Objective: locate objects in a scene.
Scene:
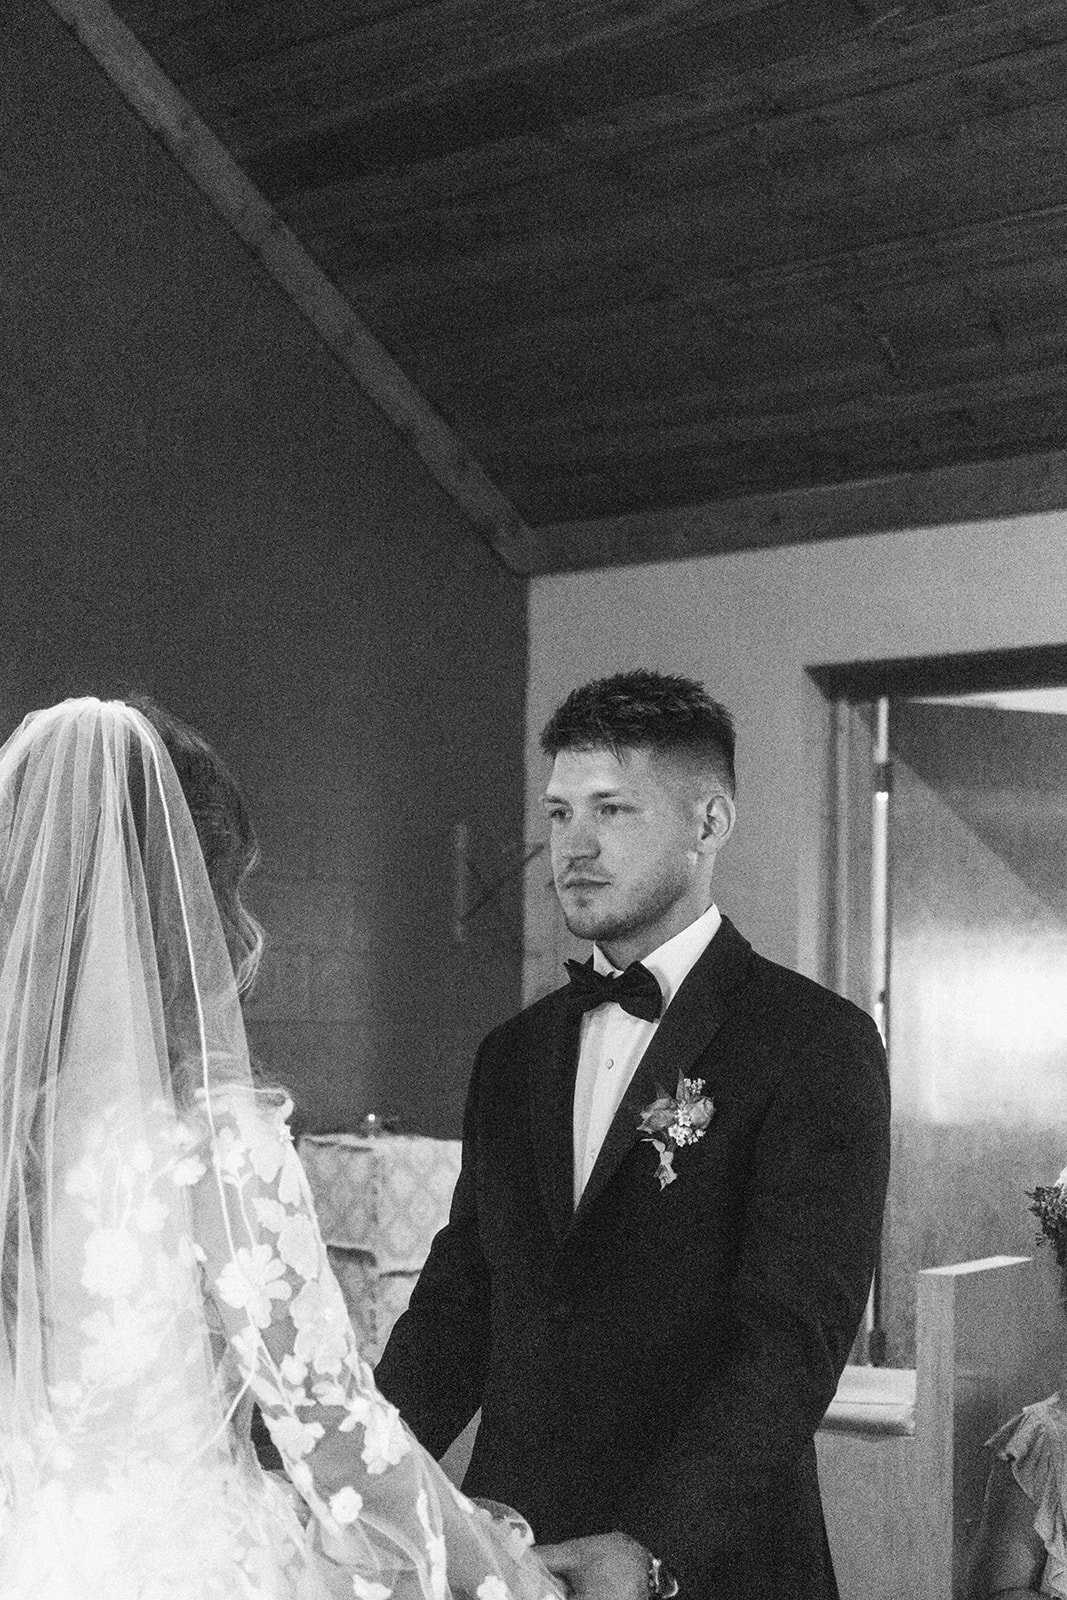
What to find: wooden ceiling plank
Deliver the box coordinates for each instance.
[363,245,1067,390]
[241,0,1066,220]
[516,448,1067,573]
[493,392,1067,525]
[386,301,1067,446]
[221,0,1054,192]
[186,0,741,173]
[333,200,1067,351]
[739,0,1067,124]
[486,354,1067,458]
[296,83,1067,318]
[109,0,391,83]
[343,271,1067,383]
[43,0,535,574]
[505,383,1067,500]
[224,0,1065,189]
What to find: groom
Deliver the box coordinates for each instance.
[376,670,890,1599]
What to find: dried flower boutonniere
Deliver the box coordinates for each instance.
[637,1074,715,1190]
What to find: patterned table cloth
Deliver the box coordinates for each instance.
[297,1134,461,1364]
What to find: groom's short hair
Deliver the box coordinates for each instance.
[540,669,736,795]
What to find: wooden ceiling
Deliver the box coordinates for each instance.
[53,0,1067,571]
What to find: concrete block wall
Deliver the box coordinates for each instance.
[1,1,527,1137]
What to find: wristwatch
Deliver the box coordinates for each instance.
[647,1552,680,1600]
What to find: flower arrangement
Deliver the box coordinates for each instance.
[637,1074,715,1190]
[1029,1169,1067,1268]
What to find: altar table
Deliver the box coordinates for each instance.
[298,1133,462,1364]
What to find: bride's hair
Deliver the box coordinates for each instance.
[125,695,265,999]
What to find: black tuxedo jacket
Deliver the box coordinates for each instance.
[376,918,890,1599]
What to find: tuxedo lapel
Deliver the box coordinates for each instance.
[528,991,581,1242]
[570,918,754,1228]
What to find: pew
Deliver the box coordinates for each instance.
[817,1255,1064,1599]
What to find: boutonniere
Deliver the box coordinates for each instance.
[637,1074,715,1190]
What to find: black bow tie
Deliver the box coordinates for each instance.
[564,959,663,1022]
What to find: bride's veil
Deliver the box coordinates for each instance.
[0,697,560,1600]
[0,697,263,1583]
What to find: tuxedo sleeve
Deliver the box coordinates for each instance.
[373,1043,491,1460]
[618,1004,890,1589]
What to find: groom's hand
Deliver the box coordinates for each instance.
[534,1531,648,1600]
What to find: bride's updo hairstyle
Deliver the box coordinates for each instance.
[126,695,264,1000]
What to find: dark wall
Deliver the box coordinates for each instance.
[1,2,528,1136]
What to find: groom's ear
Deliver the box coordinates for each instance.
[699,792,735,851]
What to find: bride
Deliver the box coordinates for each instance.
[0,696,560,1600]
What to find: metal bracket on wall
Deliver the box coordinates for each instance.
[452,823,545,949]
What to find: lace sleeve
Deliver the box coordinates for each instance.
[190,1087,559,1600]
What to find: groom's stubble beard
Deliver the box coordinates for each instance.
[556,856,693,948]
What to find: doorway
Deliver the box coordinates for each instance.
[813,647,1067,1366]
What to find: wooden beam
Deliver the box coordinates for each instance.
[41,0,536,575]
[522,447,1067,574]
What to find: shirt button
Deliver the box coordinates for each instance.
[606,1057,615,1070]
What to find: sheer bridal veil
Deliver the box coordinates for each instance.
[0,698,559,1600]
[0,697,273,1592]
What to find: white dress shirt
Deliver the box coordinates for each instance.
[571,903,722,1206]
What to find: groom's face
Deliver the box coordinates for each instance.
[543,745,731,967]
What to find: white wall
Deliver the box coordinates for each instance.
[524,515,1067,999]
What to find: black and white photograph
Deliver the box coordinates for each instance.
[3,3,1067,1596]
